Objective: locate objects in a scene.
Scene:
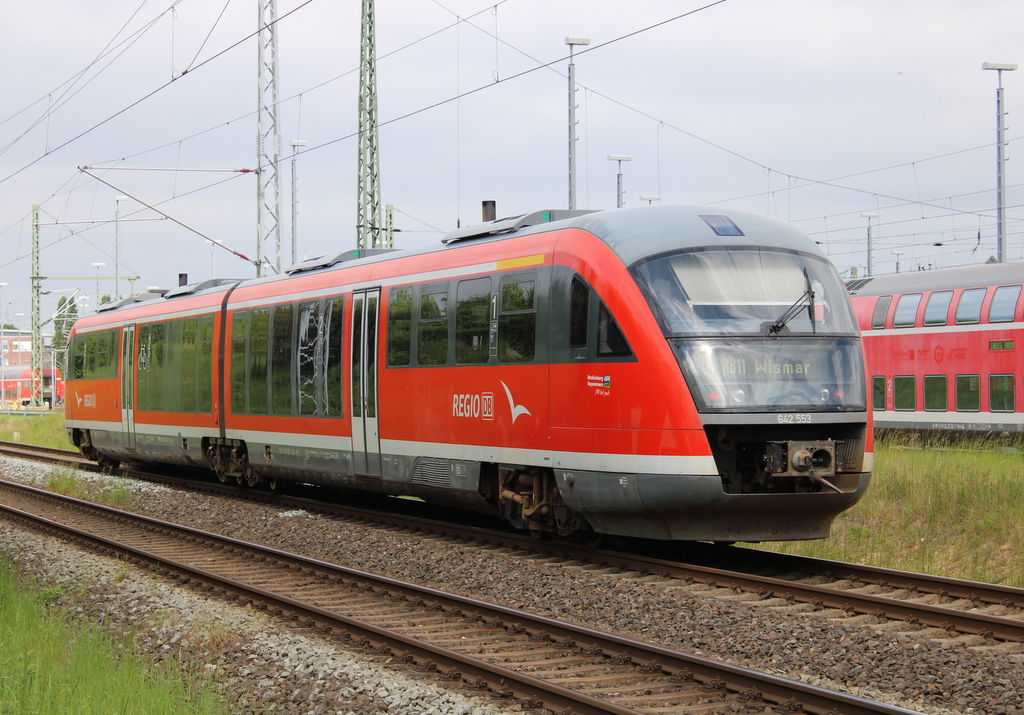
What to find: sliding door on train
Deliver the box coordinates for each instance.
[120,325,137,450]
[351,289,382,477]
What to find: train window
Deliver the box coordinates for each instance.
[871,296,892,329]
[923,375,947,411]
[456,277,491,364]
[230,312,248,414]
[499,274,536,363]
[989,285,1021,323]
[923,291,953,326]
[956,374,980,411]
[138,323,166,411]
[990,374,1015,412]
[387,288,412,367]
[872,376,886,410]
[72,337,86,380]
[893,293,922,328]
[954,288,986,324]
[598,302,632,358]
[893,376,915,411]
[181,319,198,412]
[570,277,589,349]
[198,318,214,413]
[325,298,344,417]
[271,304,294,415]
[298,301,322,415]
[248,309,270,414]
[418,286,449,365]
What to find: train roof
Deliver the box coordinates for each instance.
[77,205,828,320]
[845,261,1024,297]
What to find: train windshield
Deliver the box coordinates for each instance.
[631,246,858,337]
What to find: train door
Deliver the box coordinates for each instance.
[120,325,137,450]
[350,289,382,476]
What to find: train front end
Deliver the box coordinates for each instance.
[580,207,871,542]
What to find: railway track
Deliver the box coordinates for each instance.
[3,440,1023,650]
[0,476,918,715]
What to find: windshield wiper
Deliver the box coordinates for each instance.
[768,268,816,336]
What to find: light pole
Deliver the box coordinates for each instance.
[566,37,590,210]
[206,240,217,279]
[983,62,1017,263]
[892,250,905,274]
[290,139,307,267]
[640,195,661,205]
[608,155,633,208]
[0,282,6,368]
[114,196,129,300]
[91,262,105,305]
[860,212,877,277]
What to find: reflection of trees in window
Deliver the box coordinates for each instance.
[956,374,980,411]
[456,277,490,364]
[271,305,293,415]
[991,374,1015,412]
[418,287,449,365]
[73,337,86,379]
[498,277,535,363]
[249,309,270,414]
[181,319,197,411]
[230,313,248,414]
[197,319,214,413]
[326,298,344,417]
[893,375,915,411]
[138,323,165,411]
[365,296,378,418]
[872,376,886,410]
[387,288,412,366]
[351,297,363,418]
[924,375,947,411]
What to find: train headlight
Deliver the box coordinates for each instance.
[731,388,746,404]
[819,388,831,402]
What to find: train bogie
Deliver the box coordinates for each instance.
[66,206,872,542]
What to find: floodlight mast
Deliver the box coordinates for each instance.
[566,37,590,210]
[983,62,1017,263]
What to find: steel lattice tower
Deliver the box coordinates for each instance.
[356,0,383,250]
[257,0,282,276]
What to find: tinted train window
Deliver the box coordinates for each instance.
[69,330,119,381]
[893,293,922,328]
[955,288,986,324]
[248,308,270,414]
[498,274,536,363]
[924,375,947,411]
[456,277,491,364]
[387,288,412,366]
[230,312,248,414]
[872,376,886,410]
[598,302,631,357]
[989,285,1021,323]
[418,285,449,365]
[137,323,166,411]
[198,319,214,413]
[871,296,892,329]
[956,374,980,411]
[894,376,915,411]
[991,374,1015,412]
[570,277,589,349]
[923,291,953,326]
[271,305,294,415]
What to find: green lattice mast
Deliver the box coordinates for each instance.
[356,0,384,250]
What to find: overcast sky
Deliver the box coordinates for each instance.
[1,0,1022,326]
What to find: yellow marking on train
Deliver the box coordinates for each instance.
[497,254,546,271]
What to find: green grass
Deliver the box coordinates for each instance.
[760,433,1024,587]
[0,411,72,450]
[0,557,229,715]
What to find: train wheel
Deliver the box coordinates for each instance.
[528,527,547,541]
[581,529,608,550]
[96,455,120,470]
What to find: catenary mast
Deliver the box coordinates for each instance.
[257,0,283,276]
[356,0,384,250]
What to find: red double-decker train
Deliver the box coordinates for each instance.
[65,205,872,542]
[847,262,1024,433]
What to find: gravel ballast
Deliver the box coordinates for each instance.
[1,455,1022,715]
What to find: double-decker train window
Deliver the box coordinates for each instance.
[872,376,886,410]
[954,288,987,324]
[989,285,1021,323]
[956,374,980,411]
[871,296,892,329]
[990,374,1015,412]
[893,293,922,328]
[417,285,449,365]
[893,375,916,411]
[924,375,947,411]
[498,273,536,363]
[387,288,412,366]
[923,291,953,326]
[455,277,491,364]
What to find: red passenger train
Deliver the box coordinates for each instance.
[847,262,1024,433]
[65,205,872,542]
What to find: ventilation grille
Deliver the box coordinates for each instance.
[410,459,450,488]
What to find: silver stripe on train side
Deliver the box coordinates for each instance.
[865,321,1021,338]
